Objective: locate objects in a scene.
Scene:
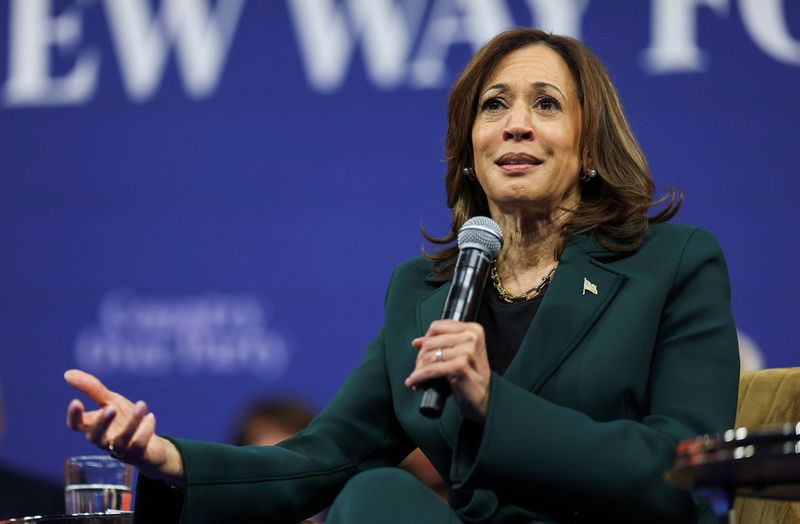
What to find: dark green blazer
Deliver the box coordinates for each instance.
[135,224,739,523]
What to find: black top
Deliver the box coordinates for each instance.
[477,282,545,375]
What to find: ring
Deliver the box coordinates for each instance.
[434,348,444,363]
[108,442,124,460]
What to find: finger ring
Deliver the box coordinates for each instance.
[434,348,444,363]
[108,441,124,460]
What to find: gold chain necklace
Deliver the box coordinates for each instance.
[490,260,557,303]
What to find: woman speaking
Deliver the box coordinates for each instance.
[65,28,739,523]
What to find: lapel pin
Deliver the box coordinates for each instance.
[582,278,598,296]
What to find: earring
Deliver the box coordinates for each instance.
[581,168,597,181]
[462,167,476,180]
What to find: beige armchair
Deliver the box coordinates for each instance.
[734,368,800,524]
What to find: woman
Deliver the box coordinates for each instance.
[65,28,739,523]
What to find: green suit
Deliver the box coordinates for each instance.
[134,224,739,523]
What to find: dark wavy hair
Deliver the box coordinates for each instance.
[423,28,681,280]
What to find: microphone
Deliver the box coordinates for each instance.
[419,216,503,418]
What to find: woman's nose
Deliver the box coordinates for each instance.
[502,108,534,141]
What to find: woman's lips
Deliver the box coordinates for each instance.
[495,153,543,172]
[499,163,537,172]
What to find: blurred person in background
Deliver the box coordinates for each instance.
[230,397,316,447]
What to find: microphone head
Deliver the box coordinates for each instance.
[457,216,503,258]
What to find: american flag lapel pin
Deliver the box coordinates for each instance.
[583,277,598,296]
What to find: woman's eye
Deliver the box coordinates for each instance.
[536,97,561,111]
[481,98,505,112]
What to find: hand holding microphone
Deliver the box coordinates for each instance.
[406,217,503,420]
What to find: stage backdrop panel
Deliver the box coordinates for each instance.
[0,0,798,480]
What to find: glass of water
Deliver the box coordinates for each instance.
[64,455,134,514]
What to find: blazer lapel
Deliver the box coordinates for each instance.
[417,279,449,338]
[503,236,626,393]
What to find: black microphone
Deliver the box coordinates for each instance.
[419,216,503,418]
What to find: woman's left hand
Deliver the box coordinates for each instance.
[406,319,491,423]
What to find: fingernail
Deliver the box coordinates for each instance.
[404,378,410,386]
[105,407,116,419]
[134,401,146,415]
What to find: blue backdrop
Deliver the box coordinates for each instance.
[1,0,799,482]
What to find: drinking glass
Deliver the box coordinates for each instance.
[64,455,134,514]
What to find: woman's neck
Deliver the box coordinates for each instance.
[490,208,566,294]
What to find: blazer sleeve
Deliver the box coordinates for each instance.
[449,228,740,523]
[134,274,415,524]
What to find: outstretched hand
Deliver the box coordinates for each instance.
[64,369,184,485]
